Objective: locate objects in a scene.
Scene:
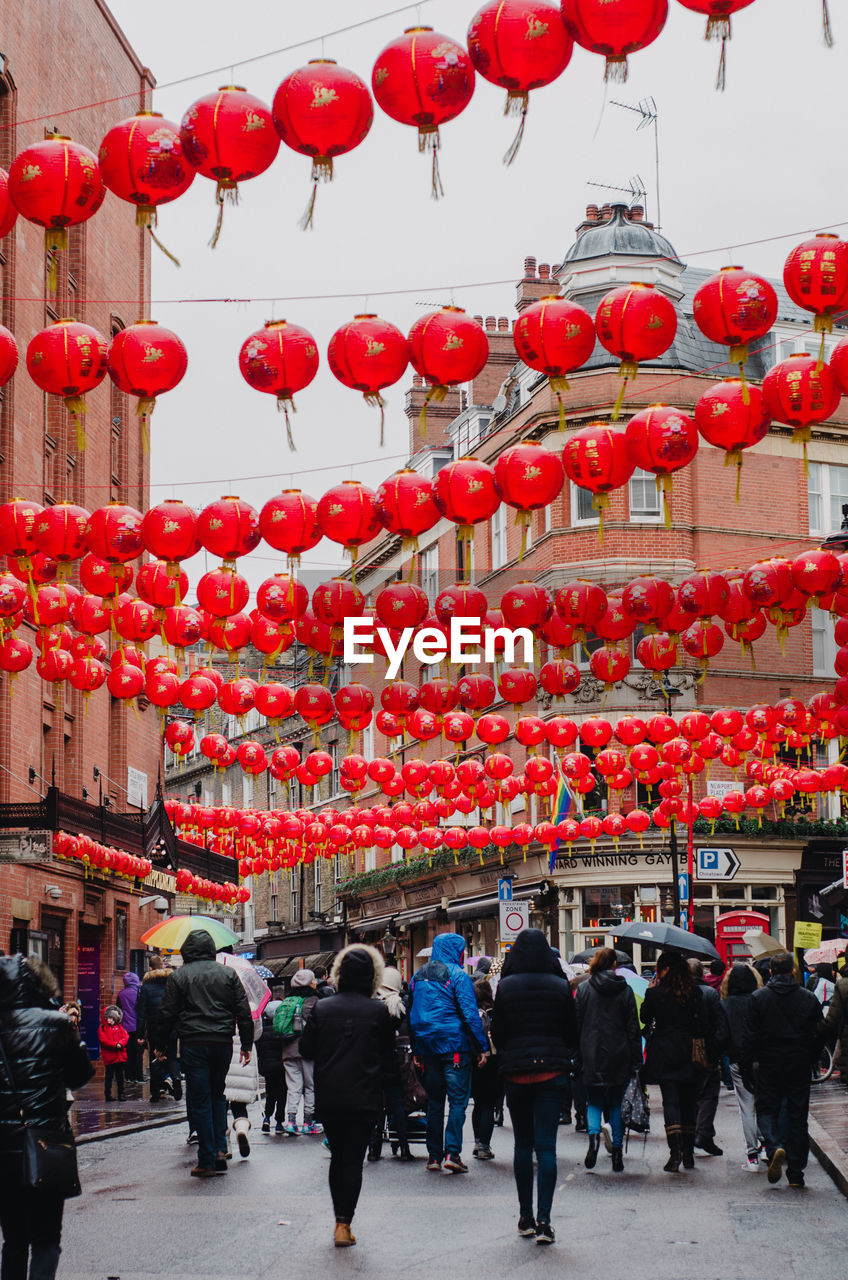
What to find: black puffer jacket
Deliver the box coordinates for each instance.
[256,1003,287,1077]
[720,964,759,1065]
[741,974,824,1073]
[491,928,576,1077]
[155,931,253,1051]
[641,983,703,1083]
[0,956,93,1167]
[575,970,642,1088]
[135,968,170,1043]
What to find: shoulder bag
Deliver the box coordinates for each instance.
[0,1031,81,1198]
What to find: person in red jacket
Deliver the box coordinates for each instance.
[99,1005,129,1102]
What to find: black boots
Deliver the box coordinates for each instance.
[584,1134,601,1169]
[664,1126,682,1172]
[574,1109,587,1133]
[681,1128,696,1169]
[611,1146,624,1172]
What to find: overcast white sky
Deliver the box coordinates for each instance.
[106,0,845,585]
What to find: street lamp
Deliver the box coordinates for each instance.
[381,922,398,961]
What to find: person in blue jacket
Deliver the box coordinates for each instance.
[408,932,488,1173]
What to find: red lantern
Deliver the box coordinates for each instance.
[259,490,322,565]
[197,496,260,566]
[32,503,89,577]
[317,481,381,574]
[457,673,496,712]
[179,673,218,713]
[0,325,18,387]
[622,576,674,627]
[539,658,581,697]
[675,1,756,88]
[501,581,552,631]
[624,405,698,524]
[0,167,18,238]
[467,1,573,161]
[8,135,105,285]
[783,233,848,337]
[257,573,307,622]
[328,315,409,443]
[433,457,500,545]
[107,661,144,700]
[272,60,373,226]
[494,443,564,556]
[239,320,319,448]
[436,582,489,627]
[98,111,195,232]
[678,570,730,618]
[372,28,476,196]
[26,319,109,449]
[161,604,203,651]
[295,682,335,728]
[180,86,279,244]
[85,504,144,565]
[141,500,199,583]
[636,631,677,673]
[375,582,429,630]
[590,645,631,689]
[560,0,668,81]
[681,621,724,670]
[107,320,188,442]
[761,354,841,459]
[561,423,635,529]
[0,635,32,676]
[196,566,249,618]
[692,266,778,380]
[594,283,678,417]
[476,712,511,746]
[693,378,770,499]
[374,469,441,553]
[555,579,607,640]
[408,308,489,422]
[512,295,594,421]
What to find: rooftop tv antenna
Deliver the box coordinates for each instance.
[610,97,661,232]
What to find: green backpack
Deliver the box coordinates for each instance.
[273,995,305,1041]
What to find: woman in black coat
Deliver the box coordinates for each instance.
[640,950,706,1172]
[575,947,642,1173]
[299,944,395,1249]
[0,955,93,1279]
[491,929,577,1247]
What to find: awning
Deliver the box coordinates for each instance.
[263,949,338,980]
[394,906,438,927]
[447,888,538,923]
[350,913,396,936]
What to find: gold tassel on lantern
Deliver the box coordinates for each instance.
[549,376,570,428]
[299,155,334,231]
[592,492,610,543]
[823,0,834,47]
[612,361,638,420]
[418,382,448,437]
[64,396,87,451]
[363,391,387,447]
[604,54,629,84]
[656,475,674,529]
[503,90,528,167]
[276,394,297,452]
[723,448,744,503]
[209,180,239,249]
[45,229,67,293]
[514,509,531,562]
[417,125,444,201]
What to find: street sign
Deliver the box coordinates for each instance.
[793,920,823,951]
[696,847,740,882]
[0,831,52,864]
[678,872,690,903]
[842,847,848,891]
[498,877,514,902]
[499,900,529,941]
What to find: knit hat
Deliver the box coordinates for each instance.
[291,968,315,989]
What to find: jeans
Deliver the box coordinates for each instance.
[262,1069,287,1123]
[471,1058,500,1146]
[756,1065,811,1176]
[694,1065,721,1140]
[181,1042,231,1170]
[104,1064,125,1099]
[284,1058,315,1122]
[729,1063,760,1156]
[0,1185,63,1280]
[586,1083,626,1146]
[659,1079,698,1137]
[421,1055,472,1160]
[321,1115,373,1223]
[505,1074,568,1224]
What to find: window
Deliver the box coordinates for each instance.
[771,331,837,370]
[490,504,507,570]
[570,483,598,525]
[330,741,340,796]
[269,871,279,923]
[365,848,377,872]
[243,774,254,808]
[290,874,298,924]
[544,502,552,533]
[582,885,636,929]
[811,605,837,677]
[314,861,322,915]
[362,722,374,761]
[575,634,604,669]
[115,909,127,970]
[419,544,439,601]
[808,462,848,538]
[222,779,232,807]
[629,468,662,520]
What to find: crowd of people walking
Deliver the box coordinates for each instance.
[0,927,846,1272]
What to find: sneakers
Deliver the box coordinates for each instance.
[261,1119,271,1134]
[517,1215,536,1238]
[443,1153,468,1173]
[302,1121,323,1135]
[190,1165,217,1178]
[787,1170,805,1188]
[233,1118,251,1157]
[426,1158,442,1172]
[601,1123,614,1155]
[275,1122,284,1135]
[283,1121,299,1136]
[186,1131,198,1144]
[476,1144,494,1160]
[695,1137,723,1157]
[744,1156,760,1172]
[767,1147,786,1184]
[535,1222,555,1245]
[334,1222,356,1248]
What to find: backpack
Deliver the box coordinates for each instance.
[273,995,305,1041]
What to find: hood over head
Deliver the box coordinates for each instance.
[431,932,466,967]
[0,955,58,1013]
[590,969,628,996]
[331,944,384,996]
[180,929,217,963]
[378,966,402,995]
[123,971,141,988]
[501,928,562,978]
[726,964,759,997]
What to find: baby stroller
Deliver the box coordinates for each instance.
[370,1038,428,1161]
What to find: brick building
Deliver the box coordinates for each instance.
[0,3,165,1031]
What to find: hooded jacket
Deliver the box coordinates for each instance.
[720,964,759,1064]
[256,1002,287,1076]
[575,969,642,1088]
[135,968,170,1043]
[0,956,93,1164]
[491,930,577,1076]
[155,930,254,1052]
[408,933,487,1057]
[117,971,141,1031]
[299,945,395,1119]
[741,973,824,1073]
[98,1011,129,1064]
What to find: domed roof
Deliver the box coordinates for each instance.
[560,203,681,268]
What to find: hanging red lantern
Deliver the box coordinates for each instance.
[457,672,496,712]
[295,682,335,728]
[98,111,195,237]
[590,645,631,689]
[408,307,489,424]
[792,547,841,604]
[494,443,564,557]
[8,135,105,287]
[500,581,552,631]
[196,566,250,618]
[255,683,296,726]
[26,319,109,450]
[692,266,777,384]
[622,576,674,629]
[436,581,489,627]
[624,405,698,524]
[783,233,848,339]
[239,320,319,448]
[179,672,219,713]
[0,635,32,677]
[743,557,794,609]
[107,320,188,446]
[372,27,476,196]
[636,631,677,673]
[327,315,409,443]
[681,621,724,670]
[114,597,159,646]
[511,294,595,423]
[140,500,199,583]
[273,60,373,227]
[560,0,667,81]
[594,283,678,418]
[32,502,90,578]
[257,573,308,622]
[555,579,607,640]
[197,496,260,566]
[375,582,429,630]
[107,660,145,701]
[593,594,635,646]
[85,504,144,565]
[208,612,252,658]
[317,481,381,576]
[161,603,203,650]
[761,354,840,464]
[250,614,294,663]
[259,490,322,566]
[678,569,730,618]
[313,578,365,630]
[0,499,42,586]
[675,1,757,88]
[467,1,573,161]
[180,86,279,244]
[476,712,511,745]
[561,422,635,531]
[693,378,770,499]
[0,167,18,238]
[0,325,18,388]
[433,457,500,549]
[218,677,258,717]
[375,469,441,554]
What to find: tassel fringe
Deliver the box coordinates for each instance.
[364,391,387,446]
[715,37,728,91]
[277,395,297,451]
[503,91,529,166]
[299,182,319,232]
[147,224,181,266]
[823,0,834,47]
[209,183,239,249]
[418,126,444,200]
[604,54,628,83]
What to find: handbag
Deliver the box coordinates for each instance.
[621,1073,650,1135]
[0,1032,81,1199]
[690,997,709,1069]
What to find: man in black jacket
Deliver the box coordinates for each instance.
[156,930,253,1178]
[687,958,728,1157]
[741,952,824,1188]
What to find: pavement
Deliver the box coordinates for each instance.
[71,1061,185,1142]
[808,1074,848,1198]
[58,1086,845,1280]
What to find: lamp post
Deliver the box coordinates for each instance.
[650,675,684,927]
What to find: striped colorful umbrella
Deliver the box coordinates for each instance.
[140,914,239,952]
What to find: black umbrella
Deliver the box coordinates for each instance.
[611,921,720,961]
[570,947,633,966]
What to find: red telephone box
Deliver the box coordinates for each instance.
[715,910,770,967]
